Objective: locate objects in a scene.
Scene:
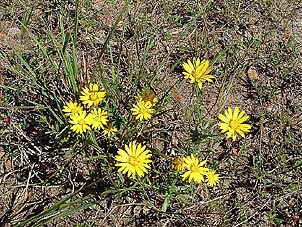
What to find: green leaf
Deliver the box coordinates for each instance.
[161,194,171,212]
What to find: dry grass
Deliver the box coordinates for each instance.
[1,0,302,226]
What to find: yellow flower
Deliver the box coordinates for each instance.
[62,101,83,117]
[205,169,220,187]
[87,108,108,130]
[136,89,158,106]
[218,106,252,141]
[182,154,209,183]
[115,141,152,178]
[80,83,106,107]
[103,122,118,138]
[69,111,92,134]
[171,157,185,171]
[131,100,154,121]
[182,58,215,89]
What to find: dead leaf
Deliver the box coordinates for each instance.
[247,67,259,80]
[5,159,13,170]
[0,29,9,40]
[3,118,10,126]
[172,92,181,102]
[231,147,238,156]
[284,32,291,39]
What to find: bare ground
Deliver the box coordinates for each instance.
[1,0,302,226]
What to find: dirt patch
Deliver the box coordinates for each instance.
[0,0,302,226]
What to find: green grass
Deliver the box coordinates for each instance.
[0,0,302,226]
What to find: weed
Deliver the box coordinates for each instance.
[0,0,301,226]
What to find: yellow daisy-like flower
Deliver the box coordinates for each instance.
[205,169,220,187]
[131,100,154,121]
[115,141,152,178]
[171,157,186,171]
[103,122,118,138]
[62,101,83,117]
[80,83,106,108]
[69,111,92,134]
[182,58,215,89]
[136,89,158,106]
[182,154,209,183]
[218,106,252,141]
[87,108,108,130]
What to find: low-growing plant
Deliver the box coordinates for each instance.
[2,0,300,226]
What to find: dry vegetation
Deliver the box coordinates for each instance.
[0,0,302,226]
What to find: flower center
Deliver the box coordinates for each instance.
[190,165,199,172]
[140,106,150,115]
[229,120,239,129]
[129,156,138,166]
[72,108,79,114]
[193,70,199,79]
[89,93,98,101]
[94,116,101,122]
[79,119,86,125]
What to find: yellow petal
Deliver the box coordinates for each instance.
[117,165,127,172]
[232,132,237,141]
[92,84,98,91]
[204,66,213,75]
[218,123,230,132]
[228,128,235,138]
[137,151,151,161]
[195,57,200,67]
[183,63,193,73]
[125,144,133,156]
[238,115,249,123]
[192,172,203,183]
[235,128,245,138]
[199,160,207,167]
[239,124,252,132]
[117,149,129,159]
[182,171,191,181]
[182,71,192,78]
[225,108,232,120]
[134,165,145,177]
[233,107,239,120]
[188,173,193,183]
[126,165,135,175]
[201,75,215,82]
[115,155,128,163]
[238,110,246,119]
[189,77,196,83]
[196,59,209,76]
[197,81,203,89]
[218,114,229,123]
[140,162,151,169]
